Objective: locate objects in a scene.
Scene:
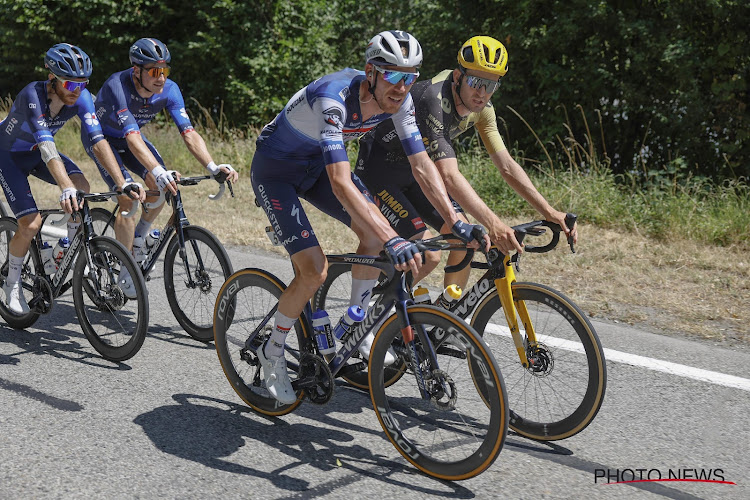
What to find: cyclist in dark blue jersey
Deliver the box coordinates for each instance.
[251,31,487,404]
[0,44,144,314]
[85,38,238,295]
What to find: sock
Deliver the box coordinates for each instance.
[350,277,378,312]
[67,221,80,241]
[135,219,152,237]
[264,311,296,358]
[7,253,24,284]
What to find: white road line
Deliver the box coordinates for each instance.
[484,323,750,393]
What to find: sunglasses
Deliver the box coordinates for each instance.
[461,70,501,94]
[56,76,88,92]
[373,66,419,86]
[143,66,171,78]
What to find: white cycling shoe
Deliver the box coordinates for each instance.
[118,269,138,299]
[3,281,30,315]
[257,342,298,405]
[358,331,397,366]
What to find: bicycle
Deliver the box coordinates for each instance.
[315,214,607,441]
[90,175,234,342]
[0,191,149,361]
[213,237,509,481]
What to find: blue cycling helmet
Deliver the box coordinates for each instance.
[129,38,171,66]
[44,43,92,79]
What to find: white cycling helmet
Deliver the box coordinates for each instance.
[365,30,422,68]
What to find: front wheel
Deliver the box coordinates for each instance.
[164,226,233,341]
[213,268,307,416]
[73,236,149,361]
[471,282,607,441]
[0,217,42,329]
[369,306,508,480]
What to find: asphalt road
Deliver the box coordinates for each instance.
[0,244,747,499]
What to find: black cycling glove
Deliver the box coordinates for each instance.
[384,237,419,266]
[451,220,487,245]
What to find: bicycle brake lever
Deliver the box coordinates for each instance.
[565,213,577,253]
[227,180,235,198]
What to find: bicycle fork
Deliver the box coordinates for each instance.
[495,256,539,369]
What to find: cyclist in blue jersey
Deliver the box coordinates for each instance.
[85,38,238,296]
[251,30,488,404]
[0,43,144,315]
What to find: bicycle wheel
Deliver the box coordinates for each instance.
[214,268,306,416]
[369,305,508,480]
[313,262,401,389]
[0,218,42,329]
[72,236,149,361]
[471,282,606,441]
[89,207,116,238]
[164,226,233,341]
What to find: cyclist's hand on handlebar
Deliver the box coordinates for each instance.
[490,222,524,255]
[151,165,178,195]
[451,221,491,252]
[207,162,238,184]
[120,181,146,202]
[548,210,578,245]
[384,236,422,275]
[59,186,79,213]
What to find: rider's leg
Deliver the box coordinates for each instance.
[113,194,137,250]
[136,172,164,236]
[4,212,41,314]
[439,214,472,290]
[67,173,90,240]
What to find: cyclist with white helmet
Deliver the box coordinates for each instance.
[355,35,577,290]
[0,43,144,315]
[251,30,486,404]
[84,37,238,297]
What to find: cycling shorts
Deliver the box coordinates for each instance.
[0,150,84,219]
[85,135,164,190]
[356,137,463,239]
[251,146,374,255]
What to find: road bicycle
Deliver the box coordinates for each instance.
[316,215,607,441]
[213,237,509,481]
[0,191,148,361]
[90,175,234,342]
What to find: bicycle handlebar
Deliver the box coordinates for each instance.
[49,191,138,226]
[145,175,235,208]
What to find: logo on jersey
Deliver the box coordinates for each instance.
[179,108,189,120]
[4,117,18,135]
[291,204,302,225]
[301,230,310,239]
[323,107,344,130]
[28,103,36,109]
[83,113,99,127]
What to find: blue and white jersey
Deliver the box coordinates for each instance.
[94,69,194,138]
[0,81,103,152]
[256,68,425,165]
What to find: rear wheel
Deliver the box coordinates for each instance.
[0,217,42,329]
[73,236,149,361]
[89,207,116,238]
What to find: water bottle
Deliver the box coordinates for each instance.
[312,309,335,355]
[52,237,70,265]
[434,284,462,310]
[412,286,431,304]
[333,305,365,341]
[132,233,147,263]
[41,242,57,275]
[145,229,161,254]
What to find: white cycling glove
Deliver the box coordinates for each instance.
[151,165,175,191]
[59,187,78,205]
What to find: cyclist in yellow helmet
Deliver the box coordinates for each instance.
[355,35,577,289]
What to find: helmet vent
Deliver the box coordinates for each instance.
[461,46,475,63]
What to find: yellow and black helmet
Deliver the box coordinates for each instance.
[457,36,508,77]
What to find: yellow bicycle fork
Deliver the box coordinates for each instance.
[494,254,538,368]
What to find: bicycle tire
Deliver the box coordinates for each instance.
[89,207,116,238]
[313,262,403,389]
[0,217,42,329]
[72,236,149,361]
[213,268,306,416]
[164,226,233,341]
[471,282,606,441]
[369,305,508,480]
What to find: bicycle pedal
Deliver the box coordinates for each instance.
[338,361,367,377]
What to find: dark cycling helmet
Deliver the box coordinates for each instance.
[129,38,171,66]
[365,30,422,68]
[44,43,92,79]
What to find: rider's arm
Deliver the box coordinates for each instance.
[124,132,165,174]
[490,149,577,242]
[407,151,461,228]
[327,161,397,244]
[435,156,522,254]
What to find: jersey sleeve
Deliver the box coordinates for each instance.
[415,88,456,162]
[475,104,507,155]
[391,94,425,157]
[165,83,195,135]
[20,88,54,144]
[75,89,104,145]
[313,96,348,165]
